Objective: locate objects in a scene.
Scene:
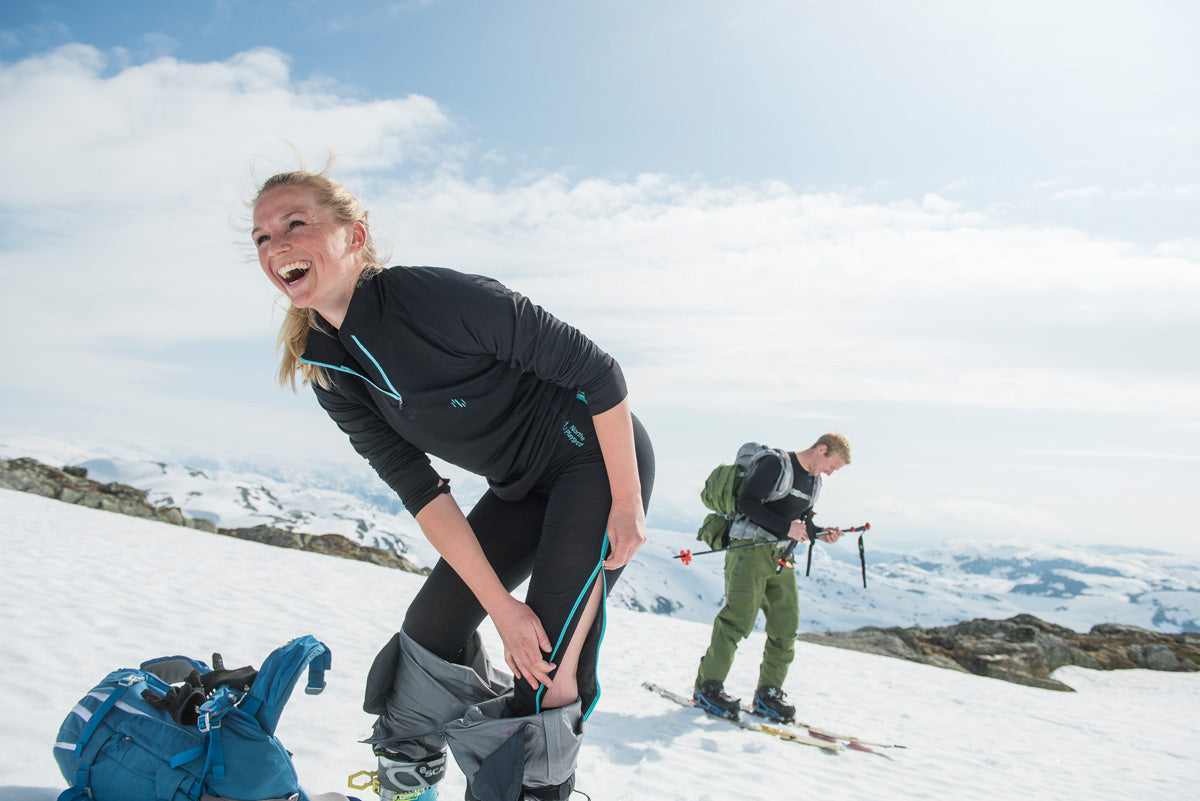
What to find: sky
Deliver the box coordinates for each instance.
[1,1,1198,556]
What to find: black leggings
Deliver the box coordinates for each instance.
[402,414,654,718]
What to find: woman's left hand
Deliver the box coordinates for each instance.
[602,497,647,570]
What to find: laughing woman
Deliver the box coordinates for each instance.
[250,170,654,801]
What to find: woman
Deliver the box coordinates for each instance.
[251,170,654,801]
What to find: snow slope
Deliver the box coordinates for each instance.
[2,488,1197,801]
[6,440,1197,635]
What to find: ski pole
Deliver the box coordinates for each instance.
[778,510,814,574]
[680,523,869,567]
[858,534,867,588]
[784,522,871,576]
[675,538,779,565]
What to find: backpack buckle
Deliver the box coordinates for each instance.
[196,711,220,733]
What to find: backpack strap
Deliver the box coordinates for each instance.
[70,672,144,758]
[184,685,246,782]
[761,448,821,507]
[60,670,196,801]
[240,635,332,735]
[756,448,797,503]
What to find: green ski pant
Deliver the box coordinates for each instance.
[695,540,799,691]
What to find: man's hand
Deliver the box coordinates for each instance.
[787,522,843,543]
[786,518,811,542]
[818,527,844,544]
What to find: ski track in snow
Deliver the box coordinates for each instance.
[2,489,1198,801]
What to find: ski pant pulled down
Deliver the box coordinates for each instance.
[363,629,582,801]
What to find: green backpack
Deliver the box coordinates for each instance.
[696,443,793,550]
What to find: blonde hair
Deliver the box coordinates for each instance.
[254,170,384,390]
[812,432,852,464]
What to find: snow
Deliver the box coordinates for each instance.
[2,488,1198,801]
[7,439,1199,637]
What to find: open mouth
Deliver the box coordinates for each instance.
[277,261,311,286]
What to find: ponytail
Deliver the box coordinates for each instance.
[276,306,330,390]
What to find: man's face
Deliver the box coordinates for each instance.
[812,448,847,476]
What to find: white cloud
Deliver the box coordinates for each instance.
[2,46,1199,550]
[3,44,1198,421]
[0,44,454,351]
[0,44,450,211]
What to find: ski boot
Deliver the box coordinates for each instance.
[752,685,795,724]
[522,774,575,800]
[693,680,740,720]
[348,748,445,801]
[465,774,578,801]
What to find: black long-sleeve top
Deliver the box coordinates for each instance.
[299,266,627,515]
[735,452,821,539]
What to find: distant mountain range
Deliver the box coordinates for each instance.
[8,445,1198,634]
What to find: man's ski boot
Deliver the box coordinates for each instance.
[693,680,740,720]
[752,685,796,724]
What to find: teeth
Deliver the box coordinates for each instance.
[277,261,311,284]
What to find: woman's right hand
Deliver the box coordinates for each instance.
[492,596,556,691]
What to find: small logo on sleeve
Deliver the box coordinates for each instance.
[562,420,586,447]
[450,399,467,408]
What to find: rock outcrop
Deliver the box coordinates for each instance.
[797,613,1200,691]
[0,456,426,575]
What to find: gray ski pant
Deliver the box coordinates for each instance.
[363,630,582,800]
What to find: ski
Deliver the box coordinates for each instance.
[642,682,843,752]
[742,705,906,751]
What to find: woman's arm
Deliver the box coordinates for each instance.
[414,491,556,690]
[592,397,647,570]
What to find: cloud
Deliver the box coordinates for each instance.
[346,170,1199,418]
[4,46,1199,415]
[1043,449,1200,462]
[0,44,453,352]
[0,45,451,209]
[1,45,1199,538]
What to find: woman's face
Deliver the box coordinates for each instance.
[251,184,364,320]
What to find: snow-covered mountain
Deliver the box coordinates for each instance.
[627,533,1200,634]
[6,440,1198,634]
[67,454,445,570]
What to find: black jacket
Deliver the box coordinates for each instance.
[301,266,627,514]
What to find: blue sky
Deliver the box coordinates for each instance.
[2,1,1198,556]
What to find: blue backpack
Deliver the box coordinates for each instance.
[53,635,333,801]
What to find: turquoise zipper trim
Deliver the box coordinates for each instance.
[297,357,400,402]
[297,335,403,404]
[583,565,609,721]
[350,335,403,399]
[535,544,607,716]
[533,530,611,719]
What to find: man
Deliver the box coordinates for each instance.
[693,433,851,723]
